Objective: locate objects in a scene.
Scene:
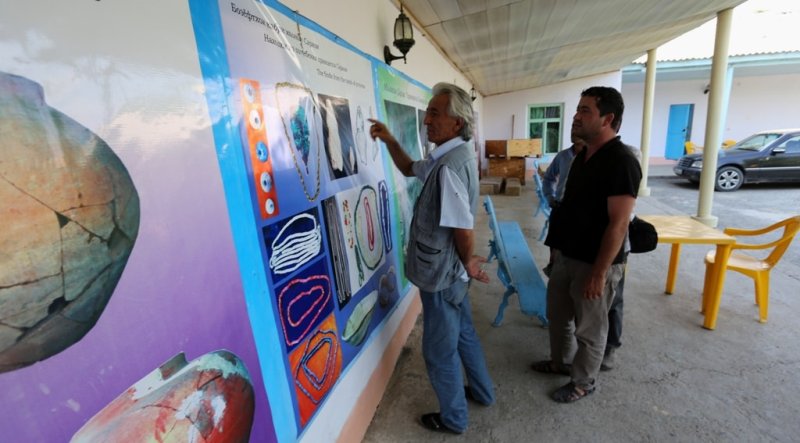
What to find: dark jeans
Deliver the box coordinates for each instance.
[606,272,625,351]
[420,280,495,432]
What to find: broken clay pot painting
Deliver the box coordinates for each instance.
[71,350,255,443]
[0,72,140,373]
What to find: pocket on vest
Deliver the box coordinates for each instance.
[415,242,441,255]
[408,241,445,286]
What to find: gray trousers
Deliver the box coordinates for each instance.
[546,254,625,390]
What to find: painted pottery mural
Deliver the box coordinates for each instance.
[0,72,140,373]
[0,1,426,440]
[71,350,255,443]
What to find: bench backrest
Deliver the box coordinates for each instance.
[483,196,512,276]
[532,173,551,217]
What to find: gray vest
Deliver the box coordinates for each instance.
[406,142,478,292]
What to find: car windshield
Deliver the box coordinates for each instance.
[731,133,782,151]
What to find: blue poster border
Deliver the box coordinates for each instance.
[188,1,431,440]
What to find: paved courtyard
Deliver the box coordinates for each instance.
[364,169,800,442]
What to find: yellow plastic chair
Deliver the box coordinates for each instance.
[722,139,737,149]
[684,141,700,155]
[703,216,800,323]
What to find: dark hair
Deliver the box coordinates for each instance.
[581,86,624,132]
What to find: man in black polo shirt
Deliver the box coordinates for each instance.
[535,86,641,403]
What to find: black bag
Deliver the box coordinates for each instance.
[629,216,658,253]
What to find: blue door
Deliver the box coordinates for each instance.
[665,104,694,160]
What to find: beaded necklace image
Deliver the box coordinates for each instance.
[353,184,384,284]
[275,82,323,202]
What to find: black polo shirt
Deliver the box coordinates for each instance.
[545,136,642,265]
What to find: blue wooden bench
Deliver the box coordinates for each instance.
[483,196,548,327]
[532,161,551,241]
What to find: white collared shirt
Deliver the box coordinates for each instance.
[412,137,473,229]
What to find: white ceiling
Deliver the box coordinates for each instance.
[393,0,747,97]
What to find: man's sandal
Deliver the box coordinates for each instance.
[551,381,595,403]
[530,360,571,376]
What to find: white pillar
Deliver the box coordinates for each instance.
[719,65,735,141]
[638,48,657,197]
[695,8,733,227]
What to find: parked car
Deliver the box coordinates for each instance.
[673,129,800,191]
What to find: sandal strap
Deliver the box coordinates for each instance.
[552,382,595,403]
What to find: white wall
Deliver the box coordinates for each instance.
[621,78,707,158]
[622,71,800,158]
[482,71,622,172]
[726,73,800,138]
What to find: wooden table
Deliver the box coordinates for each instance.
[638,215,736,330]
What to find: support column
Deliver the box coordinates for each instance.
[695,7,733,227]
[719,65,735,140]
[638,48,657,197]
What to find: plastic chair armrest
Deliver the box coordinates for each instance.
[724,219,794,236]
[725,227,769,236]
[731,238,787,251]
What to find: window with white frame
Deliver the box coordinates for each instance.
[528,104,563,155]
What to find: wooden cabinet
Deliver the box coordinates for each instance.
[485,140,507,158]
[487,157,526,185]
[484,139,542,158]
[484,138,541,186]
[507,139,541,157]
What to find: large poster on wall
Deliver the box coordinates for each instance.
[0,0,431,440]
[0,1,276,442]
[189,0,421,438]
[374,65,432,288]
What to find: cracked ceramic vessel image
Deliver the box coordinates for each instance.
[71,350,255,442]
[0,72,140,373]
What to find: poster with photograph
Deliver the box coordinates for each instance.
[189,0,412,435]
[374,65,432,287]
[0,0,432,439]
[0,1,277,442]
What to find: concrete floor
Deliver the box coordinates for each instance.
[364,167,800,442]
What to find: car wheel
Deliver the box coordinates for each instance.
[715,166,744,191]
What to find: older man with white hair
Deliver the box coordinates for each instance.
[369,82,495,434]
